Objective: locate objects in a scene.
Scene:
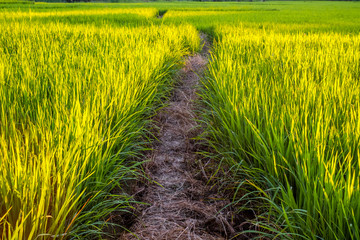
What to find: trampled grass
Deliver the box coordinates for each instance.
[0,21,199,239]
[201,25,360,239]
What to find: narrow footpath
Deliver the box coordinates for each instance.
[122,35,237,240]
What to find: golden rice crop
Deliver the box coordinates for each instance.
[0,21,199,239]
[0,8,158,20]
[202,25,360,239]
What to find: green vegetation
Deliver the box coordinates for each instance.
[0,2,360,239]
[0,13,199,239]
[201,25,360,239]
[0,0,33,4]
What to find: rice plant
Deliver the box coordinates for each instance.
[0,21,200,239]
[201,25,360,239]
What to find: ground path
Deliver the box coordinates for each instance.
[121,34,238,240]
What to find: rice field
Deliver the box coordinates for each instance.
[0,14,199,239]
[202,25,360,239]
[1,1,360,239]
[0,8,157,19]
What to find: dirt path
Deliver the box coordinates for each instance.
[122,35,236,240]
